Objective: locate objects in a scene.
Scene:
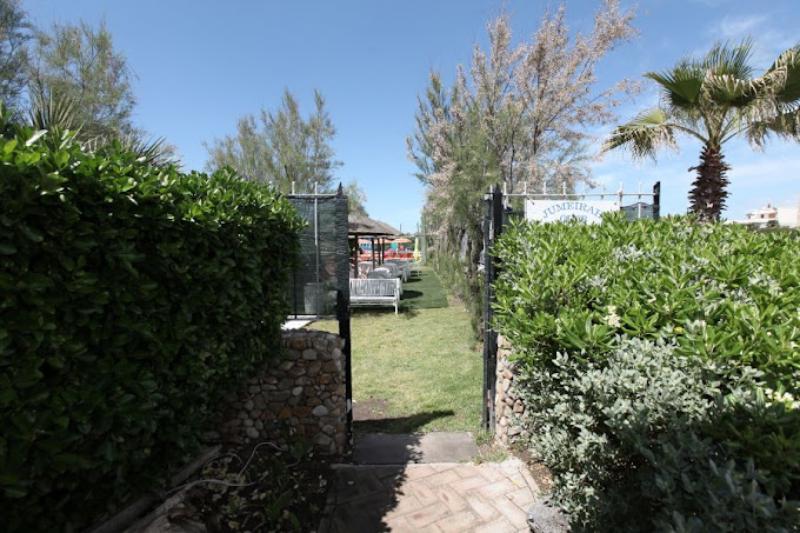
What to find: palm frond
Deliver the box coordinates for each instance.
[602,108,678,159]
[27,88,179,167]
[702,40,755,80]
[86,133,179,167]
[646,62,705,110]
[28,92,82,132]
[120,135,178,167]
[767,45,800,104]
[747,107,800,148]
[703,73,762,107]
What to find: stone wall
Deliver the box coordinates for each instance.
[494,335,527,446]
[220,329,348,456]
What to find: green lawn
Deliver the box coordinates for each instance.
[399,268,448,309]
[311,268,482,433]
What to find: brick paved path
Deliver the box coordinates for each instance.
[320,458,539,532]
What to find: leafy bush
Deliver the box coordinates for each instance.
[431,251,484,333]
[519,339,800,531]
[0,115,302,531]
[493,215,800,390]
[493,216,800,531]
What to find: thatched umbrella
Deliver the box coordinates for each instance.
[348,214,401,275]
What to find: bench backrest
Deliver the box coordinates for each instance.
[350,278,399,297]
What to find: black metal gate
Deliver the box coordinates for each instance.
[480,182,661,432]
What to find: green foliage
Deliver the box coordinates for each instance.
[205,89,341,193]
[342,180,368,217]
[493,215,800,389]
[605,41,800,220]
[493,216,800,531]
[29,19,137,140]
[431,251,483,334]
[0,13,179,164]
[410,4,636,314]
[0,0,31,115]
[0,112,302,531]
[518,339,800,531]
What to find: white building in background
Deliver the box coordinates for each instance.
[735,200,800,229]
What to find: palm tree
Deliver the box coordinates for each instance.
[604,41,800,221]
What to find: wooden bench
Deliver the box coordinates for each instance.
[349,278,401,314]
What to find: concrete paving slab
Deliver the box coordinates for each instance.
[353,432,479,464]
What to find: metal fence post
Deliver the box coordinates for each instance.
[482,184,504,432]
[336,290,353,445]
[481,196,491,431]
[653,181,661,220]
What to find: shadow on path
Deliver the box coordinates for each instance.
[321,411,483,532]
[320,429,538,533]
[321,439,419,532]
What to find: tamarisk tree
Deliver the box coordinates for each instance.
[0,0,31,115]
[28,20,137,141]
[206,89,341,193]
[407,0,636,312]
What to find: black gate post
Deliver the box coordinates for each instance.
[653,181,661,220]
[481,196,492,431]
[482,184,504,432]
[336,290,353,446]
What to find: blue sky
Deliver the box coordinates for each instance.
[24,0,800,230]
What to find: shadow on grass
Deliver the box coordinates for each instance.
[350,307,421,319]
[353,409,456,434]
[400,289,423,300]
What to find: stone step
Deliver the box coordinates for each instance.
[350,431,479,465]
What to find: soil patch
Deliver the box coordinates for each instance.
[352,397,390,421]
[513,446,554,493]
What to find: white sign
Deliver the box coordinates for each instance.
[525,199,619,224]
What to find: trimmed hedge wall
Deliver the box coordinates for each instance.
[0,119,302,531]
[493,216,800,531]
[494,215,800,389]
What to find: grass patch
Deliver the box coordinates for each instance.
[400,268,448,309]
[312,268,481,433]
[473,429,509,463]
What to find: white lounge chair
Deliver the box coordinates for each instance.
[385,260,410,282]
[367,268,402,295]
[367,268,391,279]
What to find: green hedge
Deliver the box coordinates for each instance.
[493,216,800,531]
[494,215,800,390]
[0,118,302,531]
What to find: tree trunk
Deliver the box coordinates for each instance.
[688,144,730,222]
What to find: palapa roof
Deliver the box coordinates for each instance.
[348,213,401,237]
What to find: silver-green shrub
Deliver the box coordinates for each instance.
[518,339,800,531]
